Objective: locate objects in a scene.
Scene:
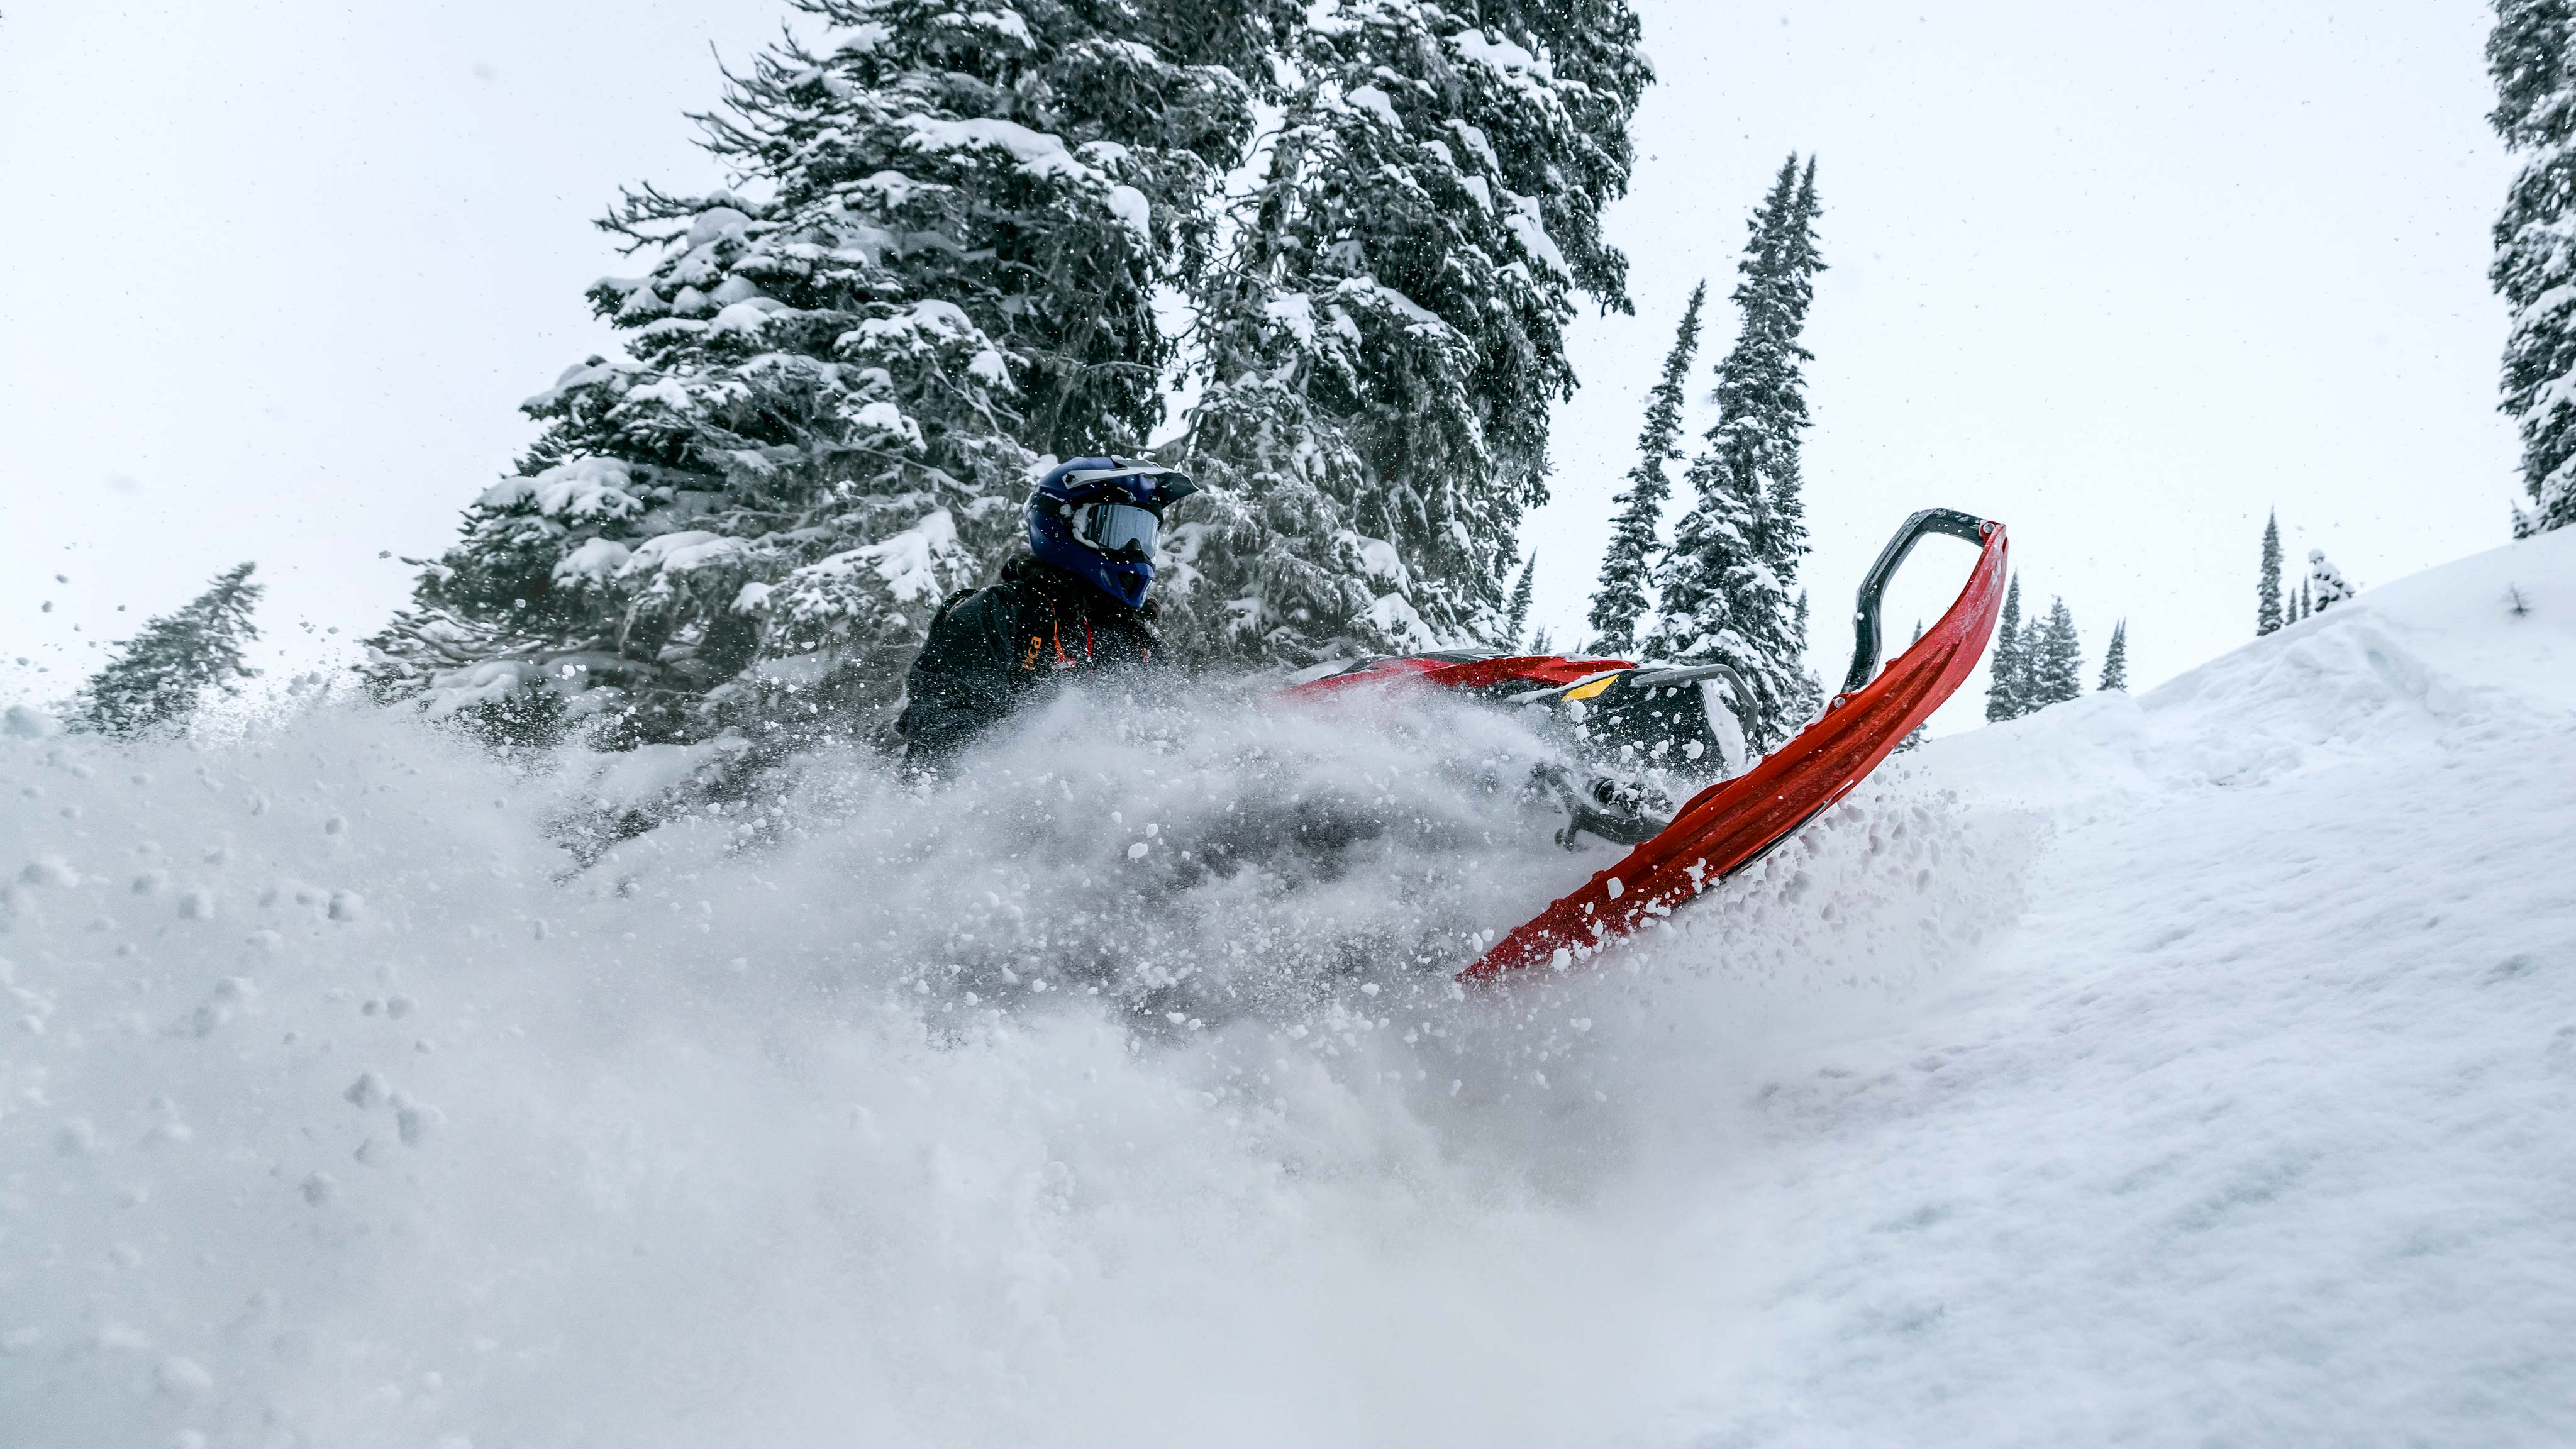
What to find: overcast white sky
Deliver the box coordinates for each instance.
[0,0,2527,734]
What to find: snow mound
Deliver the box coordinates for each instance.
[3,530,2573,1445]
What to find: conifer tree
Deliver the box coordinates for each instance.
[1645,155,1830,750]
[365,1,1261,745]
[1897,618,1928,751]
[2014,611,2043,701]
[1985,572,2026,722]
[2257,510,2284,635]
[2490,0,2576,536]
[1167,2,1651,667]
[72,564,264,738]
[2097,618,2129,691]
[1754,160,1824,586]
[1504,553,1538,648]
[2307,549,2355,611]
[2026,597,2084,709]
[1587,281,1706,655]
[2297,577,2312,620]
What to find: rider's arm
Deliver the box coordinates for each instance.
[897,587,1026,770]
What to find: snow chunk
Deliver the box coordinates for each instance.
[1502,191,1571,279]
[852,299,982,349]
[824,20,891,54]
[1346,84,1401,129]
[964,8,1034,45]
[711,299,787,338]
[418,660,541,720]
[1337,530,1409,590]
[552,538,633,584]
[687,206,752,248]
[1265,292,1317,343]
[848,399,923,447]
[620,531,748,579]
[779,510,966,616]
[1446,120,1499,172]
[3,705,57,740]
[482,458,643,523]
[1365,591,1438,651]
[1452,27,1552,77]
[902,115,1097,184]
[1106,184,1151,237]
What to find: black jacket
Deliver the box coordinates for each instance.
[897,555,1166,769]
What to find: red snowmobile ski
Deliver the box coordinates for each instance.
[1284,509,2009,980]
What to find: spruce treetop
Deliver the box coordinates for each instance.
[2027,596,2083,710]
[1645,155,1828,750]
[2258,509,2284,636]
[1985,572,2025,722]
[74,563,264,739]
[2098,618,2129,692]
[1587,280,1706,655]
[1505,552,1538,648]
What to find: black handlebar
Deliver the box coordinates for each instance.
[1839,508,1991,696]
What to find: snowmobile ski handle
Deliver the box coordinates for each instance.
[1840,508,1993,696]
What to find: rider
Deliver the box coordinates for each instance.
[897,457,1197,770]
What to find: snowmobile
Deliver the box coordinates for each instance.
[1285,508,2010,980]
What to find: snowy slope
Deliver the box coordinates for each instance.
[3,530,2573,1447]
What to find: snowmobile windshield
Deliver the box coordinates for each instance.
[1073,502,1159,561]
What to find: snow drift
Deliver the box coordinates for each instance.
[5,530,2574,1446]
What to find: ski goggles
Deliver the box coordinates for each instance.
[1071,501,1160,560]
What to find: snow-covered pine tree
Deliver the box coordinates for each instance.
[2012,612,2041,713]
[1504,552,1537,647]
[1586,281,1706,655]
[2297,577,2312,620]
[1752,159,1823,592]
[1165,0,1651,667]
[2097,618,2128,691]
[2307,549,2354,611]
[366,1,1258,747]
[72,563,263,738]
[2026,597,2084,709]
[1984,572,2026,722]
[2258,510,2284,635]
[2490,0,2576,536]
[1645,155,1830,751]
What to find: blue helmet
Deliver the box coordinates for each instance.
[1026,457,1199,609]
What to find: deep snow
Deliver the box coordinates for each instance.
[3,529,2573,1446]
